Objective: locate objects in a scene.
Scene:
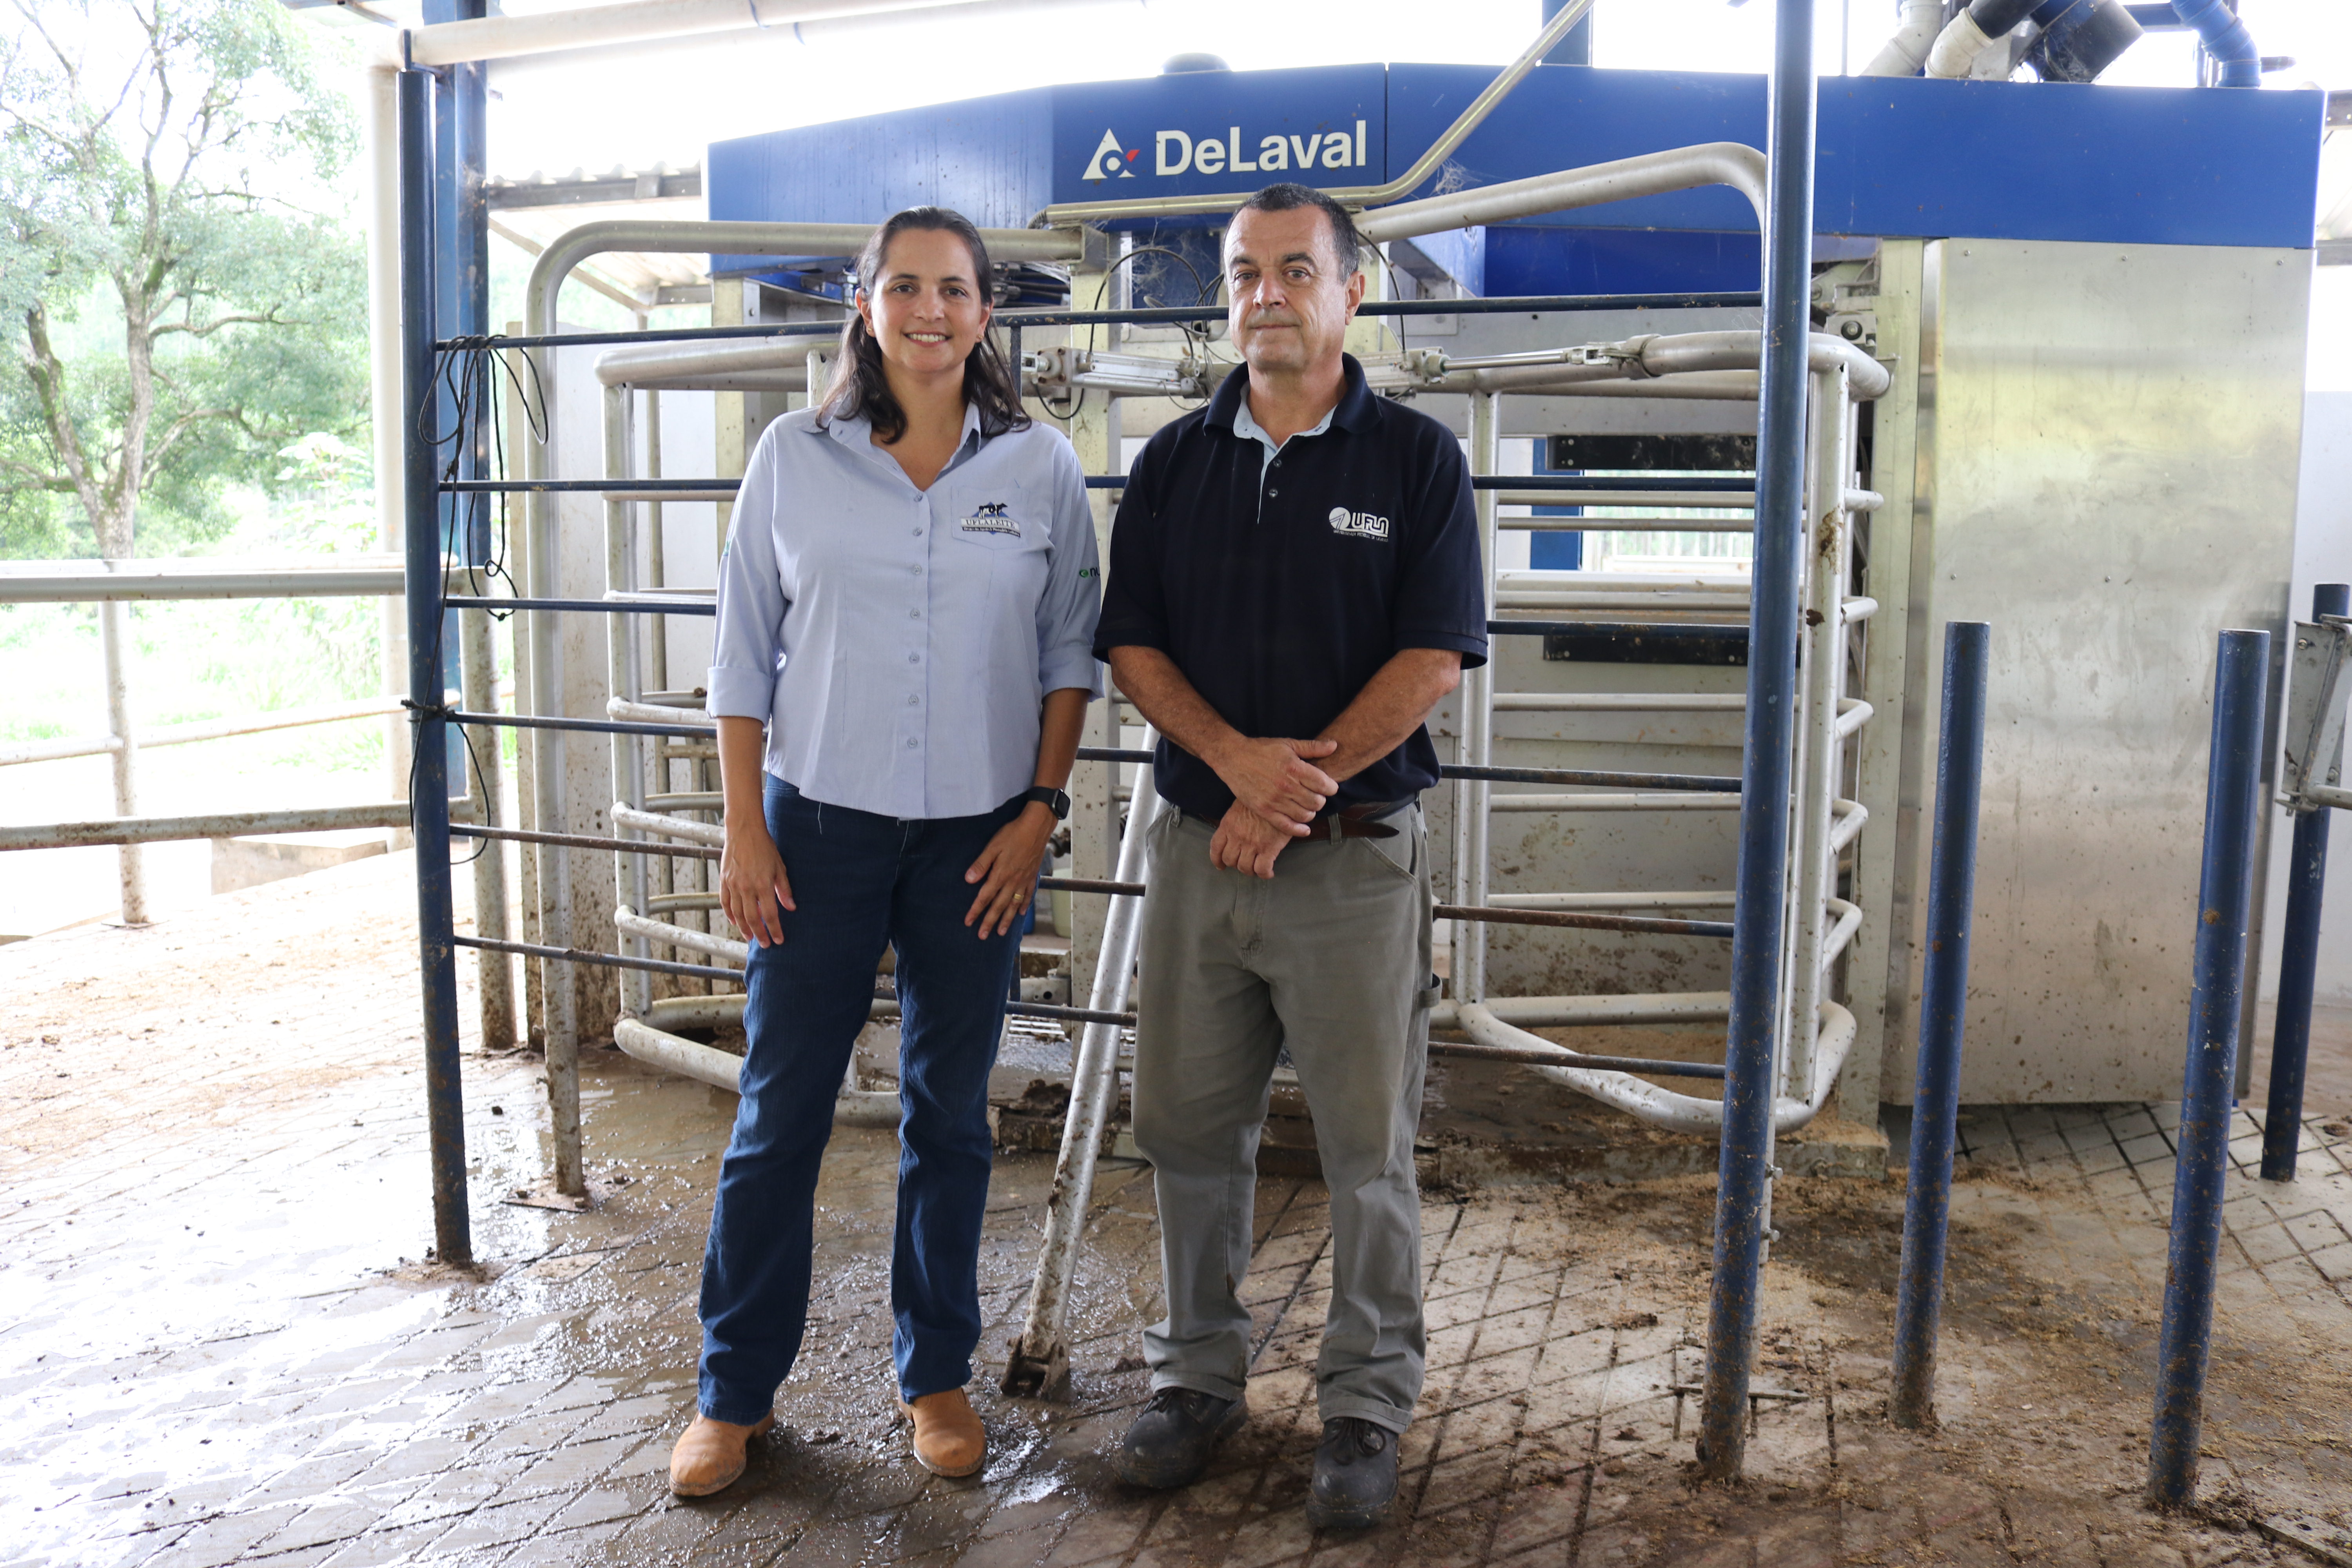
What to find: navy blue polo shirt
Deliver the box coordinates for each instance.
[1092,354,1489,823]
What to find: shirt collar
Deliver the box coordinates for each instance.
[1205,353,1378,438]
[822,399,988,466]
[1230,388,1332,452]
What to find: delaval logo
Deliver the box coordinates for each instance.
[961,502,1020,537]
[1081,121,1368,183]
[1328,506,1389,541]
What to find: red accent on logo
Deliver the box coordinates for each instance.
[1125,149,1138,161]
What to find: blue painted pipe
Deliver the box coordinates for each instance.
[2170,0,2261,86]
[1890,623,1991,1430]
[1697,0,1815,1484]
[2261,583,2349,1181]
[2147,627,2270,1509]
[399,70,473,1269]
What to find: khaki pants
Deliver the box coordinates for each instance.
[1131,804,1436,1433]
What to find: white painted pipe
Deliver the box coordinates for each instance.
[1357,143,1768,246]
[614,1017,901,1125]
[0,557,409,602]
[1861,0,1945,76]
[1429,992,1731,1029]
[596,339,818,390]
[0,802,413,851]
[610,697,715,727]
[613,801,723,845]
[1924,9,2001,78]
[617,904,749,965]
[1452,999,1857,1134]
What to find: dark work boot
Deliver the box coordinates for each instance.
[1113,1387,1247,1489]
[1307,1416,1400,1530]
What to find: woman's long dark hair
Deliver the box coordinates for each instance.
[817,206,1029,444]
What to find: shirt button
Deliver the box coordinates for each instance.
[907,652,919,663]
[907,694,918,706]
[906,737,918,748]
[1269,488,1279,497]
[909,608,920,619]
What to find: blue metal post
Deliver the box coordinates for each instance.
[399,69,472,1268]
[428,0,486,772]
[2261,582,2349,1181]
[2147,627,2270,1508]
[1889,622,1990,1429]
[1699,0,1815,1481]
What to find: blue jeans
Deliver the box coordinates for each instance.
[696,776,1023,1423]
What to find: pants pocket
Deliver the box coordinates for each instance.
[1357,809,1421,885]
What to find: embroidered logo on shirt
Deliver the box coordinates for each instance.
[960,502,1020,537]
[1328,506,1390,541]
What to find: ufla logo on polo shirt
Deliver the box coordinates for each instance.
[1328,506,1389,541]
[961,502,1020,537]
[1080,122,1368,183]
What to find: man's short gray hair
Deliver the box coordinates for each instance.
[1230,182,1364,276]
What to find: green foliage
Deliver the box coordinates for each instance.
[0,0,367,559]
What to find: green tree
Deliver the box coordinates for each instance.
[0,0,365,560]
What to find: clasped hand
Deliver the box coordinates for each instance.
[1209,736,1339,879]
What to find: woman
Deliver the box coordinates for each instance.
[670,207,1100,1495]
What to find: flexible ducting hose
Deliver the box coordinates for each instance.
[2170,0,2261,87]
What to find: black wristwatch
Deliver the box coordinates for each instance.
[1024,786,1071,820]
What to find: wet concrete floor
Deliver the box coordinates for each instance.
[3,851,2350,1567]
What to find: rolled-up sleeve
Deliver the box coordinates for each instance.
[1033,439,1104,698]
[707,430,787,719]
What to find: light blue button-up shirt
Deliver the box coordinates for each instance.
[708,403,1102,820]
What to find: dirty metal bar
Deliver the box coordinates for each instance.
[1436,902,1734,939]
[1005,731,1167,1400]
[1429,1039,1728,1078]
[1700,0,1815,1484]
[1074,747,1741,795]
[453,824,718,860]
[2148,627,2270,1510]
[1039,875,1147,897]
[442,595,717,615]
[1891,621,1990,1430]
[2263,581,2350,1181]
[1000,1001,1143,1029]
[452,709,713,740]
[399,69,472,1270]
[1445,762,1742,792]
[456,932,738,982]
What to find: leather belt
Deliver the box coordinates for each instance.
[1312,800,1410,841]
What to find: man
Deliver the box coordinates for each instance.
[1092,182,1488,1530]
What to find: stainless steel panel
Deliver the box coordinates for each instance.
[1891,239,2306,1103]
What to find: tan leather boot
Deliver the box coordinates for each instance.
[668,1410,775,1497]
[895,1388,986,1477]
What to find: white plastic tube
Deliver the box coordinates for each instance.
[1924,10,2000,77]
[1860,0,1946,76]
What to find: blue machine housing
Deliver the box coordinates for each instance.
[707,63,2324,296]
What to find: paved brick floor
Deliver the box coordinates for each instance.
[2,852,2349,1568]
